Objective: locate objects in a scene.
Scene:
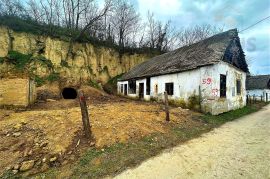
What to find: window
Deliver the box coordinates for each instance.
[154,84,158,94]
[128,80,136,94]
[146,77,150,95]
[220,74,226,97]
[165,83,174,95]
[236,80,241,94]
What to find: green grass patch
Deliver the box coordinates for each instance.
[201,103,267,126]
[34,55,53,69]
[7,51,32,71]
[46,72,60,82]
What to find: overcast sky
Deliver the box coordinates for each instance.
[132,0,270,75]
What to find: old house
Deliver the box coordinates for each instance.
[117,29,249,115]
[0,74,36,107]
[246,75,270,102]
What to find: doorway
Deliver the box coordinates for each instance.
[124,84,128,95]
[62,88,77,99]
[139,83,144,99]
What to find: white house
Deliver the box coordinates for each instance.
[246,75,270,102]
[117,29,249,115]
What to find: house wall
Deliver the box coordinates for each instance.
[0,77,36,107]
[247,89,270,102]
[201,61,246,115]
[117,61,246,115]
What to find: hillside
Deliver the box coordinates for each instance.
[0,25,153,97]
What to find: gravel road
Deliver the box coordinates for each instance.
[115,104,270,179]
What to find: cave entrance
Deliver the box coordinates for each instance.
[62,88,77,99]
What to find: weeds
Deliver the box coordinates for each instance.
[7,51,32,71]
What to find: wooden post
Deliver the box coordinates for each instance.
[246,95,249,105]
[164,91,170,122]
[253,95,255,103]
[266,93,268,102]
[261,95,263,102]
[78,89,92,139]
[198,85,202,111]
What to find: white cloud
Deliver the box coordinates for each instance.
[137,0,182,17]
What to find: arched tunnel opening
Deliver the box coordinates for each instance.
[62,88,77,99]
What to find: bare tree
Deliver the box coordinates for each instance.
[110,0,140,49]
[1,0,25,16]
[177,24,223,47]
[75,0,113,41]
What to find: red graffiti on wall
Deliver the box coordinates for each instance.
[202,77,212,85]
[212,88,219,96]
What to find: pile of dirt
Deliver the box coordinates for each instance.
[0,98,194,176]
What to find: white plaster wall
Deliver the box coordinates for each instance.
[247,89,270,101]
[201,61,247,115]
[117,61,247,115]
[150,68,204,101]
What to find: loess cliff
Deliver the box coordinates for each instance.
[0,26,151,97]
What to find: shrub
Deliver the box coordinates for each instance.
[0,57,4,63]
[168,98,187,108]
[34,75,45,87]
[103,74,124,94]
[46,72,60,82]
[7,51,32,70]
[187,95,200,110]
[88,79,101,89]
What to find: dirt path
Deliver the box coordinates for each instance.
[115,105,270,179]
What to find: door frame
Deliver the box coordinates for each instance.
[139,83,144,99]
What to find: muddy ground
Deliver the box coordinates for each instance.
[0,89,197,176]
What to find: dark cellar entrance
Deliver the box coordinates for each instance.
[62,88,77,99]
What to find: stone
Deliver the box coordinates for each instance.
[49,156,57,162]
[40,163,49,172]
[13,164,20,170]
[42,157,47,163]
[13,132,22,137]
[28,150,33,156]
[46,99,56,102]
[90,142,95,146]
[67,151,72,155]
[13,123,22,130]
[19,160,35,171]
[40,142,48,148]
[12,170,18,174]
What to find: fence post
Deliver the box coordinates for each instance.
[253,94,255,103]
[261,95,263,102]
[78,89,92,139]
[266,93,268,102]
[164,91,170,122]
